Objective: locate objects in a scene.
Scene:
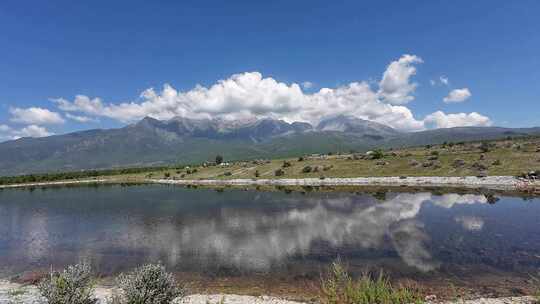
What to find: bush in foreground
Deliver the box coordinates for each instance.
[38,262,97,304]
[113,263,185,304]
[320,261,422,304]
[109,264,185,304]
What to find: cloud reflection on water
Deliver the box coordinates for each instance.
[0,191,488,273]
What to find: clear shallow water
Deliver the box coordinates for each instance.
[0,185,539,288]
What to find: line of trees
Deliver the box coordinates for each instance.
[0,166,170,186]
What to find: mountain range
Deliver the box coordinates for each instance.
[1,115,539,176]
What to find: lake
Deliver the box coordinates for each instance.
[1,184,539,296]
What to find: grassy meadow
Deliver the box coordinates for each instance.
[1,136,539,186]
[148,136,540,181]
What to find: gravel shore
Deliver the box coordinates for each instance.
[1,281,537,304]
[0,281,304,304]
[150,176,538,191]
[0,179,108,189]
[1,176,537,192]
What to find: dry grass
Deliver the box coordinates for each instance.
[320,261,423,304]
[141,137,540,181]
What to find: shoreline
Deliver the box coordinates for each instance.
[0,281,307,304]
[0,281,537,304]
[0,176,538,192]
[0,178,110,189]
[150,176,539,192]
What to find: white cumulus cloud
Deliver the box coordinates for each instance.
[52,71,427,131]
[9,107,65,125]
[0,124,53,141]
[65,113,98,123]
[443,88,471,103]
[16,125,53,138]
[50,54,490,131]
[378,54,423,104]
[424,111,491,128]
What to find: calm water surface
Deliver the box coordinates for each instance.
[0,185,539,289]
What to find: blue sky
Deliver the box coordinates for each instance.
[0,0,539,141]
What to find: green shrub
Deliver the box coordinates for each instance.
[320,261,422,304]
[223,172,232,176]
[372,149,384,160]
[302,166,313,173]
[38,262,97,304]
[275,169,285,176]
[215,155,223,165]
[479,142,491,153]
[114,263,185,304]
[0,166,171,186]
[282,161,292,168]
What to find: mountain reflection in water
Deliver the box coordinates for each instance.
[0,185,539,280]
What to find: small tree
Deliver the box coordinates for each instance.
[38,262,97,304]
[372,149,384,160]
[215,155,223,165]
[275,169,285,176]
